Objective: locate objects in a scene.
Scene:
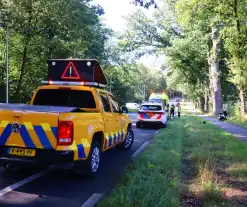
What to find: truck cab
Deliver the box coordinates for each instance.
[0,59,134,177]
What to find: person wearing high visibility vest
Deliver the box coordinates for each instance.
[161,91,169,107]
[177,102,181,118]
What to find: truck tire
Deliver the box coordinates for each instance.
[72,140,101,178]
[116,128,134,150]
[84,140,101,178]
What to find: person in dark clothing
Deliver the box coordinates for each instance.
[177,103,181,118]
[223,103,228,118]
[170,104,175,118]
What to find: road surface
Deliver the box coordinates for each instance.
[0,113,157,207]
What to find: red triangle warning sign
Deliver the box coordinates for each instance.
[61,62,80,79]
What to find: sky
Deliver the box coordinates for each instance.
[92,0,164,70]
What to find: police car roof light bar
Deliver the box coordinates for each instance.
[41,81,106,88]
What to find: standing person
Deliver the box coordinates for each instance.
[166,104,170,119]
[166,104,170,113]
[121,104,129,113]
[177,103,181,118]
[170,104,175,118]
[223,103,228,118]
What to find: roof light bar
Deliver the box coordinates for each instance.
[41,81,106,88]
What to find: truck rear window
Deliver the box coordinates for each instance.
[33,89,96,108]
[141,105,162,111]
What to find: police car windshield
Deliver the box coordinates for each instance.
[33,89,96,108]
[141,105,162,111]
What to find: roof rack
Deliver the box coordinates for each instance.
[41,81,106,88]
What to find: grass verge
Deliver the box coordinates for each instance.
[182,115,247,206]
[128,109,139,113]
[98,115,247,207]
[98,119,186,207]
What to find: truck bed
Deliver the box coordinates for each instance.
[0,103,79,113]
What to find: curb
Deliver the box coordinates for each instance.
[132,141,152,158]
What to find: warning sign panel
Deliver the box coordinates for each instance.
[47,59,94,82]
[61,62,80,79]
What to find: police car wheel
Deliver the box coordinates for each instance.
[160,123,167,128]
[116,128,134,150]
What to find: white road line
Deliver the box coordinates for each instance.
[0,168,51,197]
[81,193,103,207]
[155,130,160,135]
[132,141,151,158]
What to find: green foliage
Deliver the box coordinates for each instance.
[0,0,109,103]
[134,0,158,9]
[172,0,247,114]
[118,6,178,58]
[105,64,167,104]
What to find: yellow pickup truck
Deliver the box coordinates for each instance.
[0,59,134,177]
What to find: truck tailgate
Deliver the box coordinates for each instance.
[0,109,59,149]
[0,103,78,150]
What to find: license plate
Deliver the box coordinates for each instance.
[8,148,36,157]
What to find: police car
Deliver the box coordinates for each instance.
[136,102,168,128]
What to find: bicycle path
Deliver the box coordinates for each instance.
[198,115,247,142]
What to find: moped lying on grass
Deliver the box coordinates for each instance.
[218,112,227,122]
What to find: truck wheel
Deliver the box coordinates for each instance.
[72,140,101,178]
[85,140,101,178]
[116,128,134,150]
[136,121,141,128]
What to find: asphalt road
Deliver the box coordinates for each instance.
[0,113,157,207]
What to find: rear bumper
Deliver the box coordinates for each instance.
[0,146,74,167]
[137,120,164,125]
[137,118,167,124]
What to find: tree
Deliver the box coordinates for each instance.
[0,0,108,103]
[134,0,158,8]
[218,0,247,115]
[173,0,224,115]
[118,4,182,58]
[165,27,208,111]
[104,63,166,104]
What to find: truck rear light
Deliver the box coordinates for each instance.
[58,121,74,146]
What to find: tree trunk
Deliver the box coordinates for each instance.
[15,43,28,102]
[200,96,205,112]
[239,85,246,116]
[204,89,209,112]
[210,26,223,116]
[15,0,33,103]
[207,38,213,114]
